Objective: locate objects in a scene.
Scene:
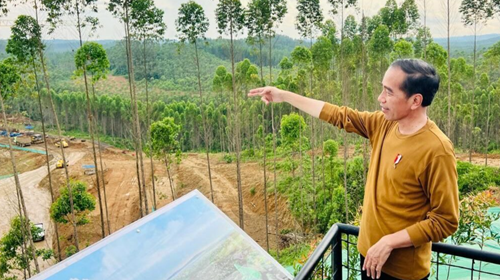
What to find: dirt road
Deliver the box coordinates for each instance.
[0,151,84,269]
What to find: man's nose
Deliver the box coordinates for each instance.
[378,92,385,103]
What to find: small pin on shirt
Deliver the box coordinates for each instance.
[394,154,402,169]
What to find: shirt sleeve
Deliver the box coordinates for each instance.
[318,102,387,140]
[406,154,460,247]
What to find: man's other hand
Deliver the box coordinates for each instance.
[362,236,394,279]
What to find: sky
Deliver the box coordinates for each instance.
[1,0,499,41]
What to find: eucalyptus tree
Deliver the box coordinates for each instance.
[74,42,111,235]
[130,0,166,212]
[421,0,427,59]
[266,0,287,257]
[328,0,358,42]
[311,36,334,224]
[5,14,62,260]
[0,58,40,273]
[295,0,323,229]
[215,0,246,229]
[43,0,103,243]
[445,0,452,136]
[390,39,414,60]
[460,0,494,162]
[246,1,270,249]
[73,43,108,238]
[246,0,287,253]
[176,1,215,203]
[8,11,80,251]
[150,118,181,202]
[379,0,420,39]
[212,66,232,152]
[108,0,148,217]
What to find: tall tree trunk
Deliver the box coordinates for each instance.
[485,92,490,166]
[92,84,111,235]
[309,39,317,230]
[269,33,279,260]
[423,0,427,60]
[469,21,477,163]
[229,19,244,229]
[34,0,79,251]
[447,0,452,136]
[33,60,62,261]
[257,39,270,251]
[194,40,215,203]
[124,14,145,217]
[142,39,157,210]
[165,155,175,201]
[76,3,105,238]
[0,89,40,271]
[15,188,31,279]
[38,45,79,252]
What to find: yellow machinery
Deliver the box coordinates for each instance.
[56,159,69,168]
[55,139,69,148]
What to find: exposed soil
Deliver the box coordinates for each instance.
[0,149,49,176]
[1,132,499,274]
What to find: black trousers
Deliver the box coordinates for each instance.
[360,255,429,280]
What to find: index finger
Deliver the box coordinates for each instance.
[248,87,265,96]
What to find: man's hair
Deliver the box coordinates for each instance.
[390,59,440,107]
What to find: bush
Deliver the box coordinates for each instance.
[457,161,500,196]
[250,187,256,196]
[221,153,234,163]
[65,245,77,257]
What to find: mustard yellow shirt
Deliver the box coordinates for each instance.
[319,103,459,280]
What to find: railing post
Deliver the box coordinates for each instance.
[333,228,342,280]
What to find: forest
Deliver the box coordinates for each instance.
[1,0,500,279]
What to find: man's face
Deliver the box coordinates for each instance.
[378,66,413,122]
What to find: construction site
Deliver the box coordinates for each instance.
[0,115,300,272]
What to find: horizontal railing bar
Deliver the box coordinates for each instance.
[295,224,500,279]
[432,262,500,276]
[432,243,500,265]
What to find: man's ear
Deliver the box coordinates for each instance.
[410,93,423,110]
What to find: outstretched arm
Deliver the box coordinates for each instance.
[248,87,325,118]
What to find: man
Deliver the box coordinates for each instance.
[248,59,459,280]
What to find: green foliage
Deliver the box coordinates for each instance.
[130,0,166,41]
[0,59,21,99]
[64,245,77,258]
[379,0,419,38]
[460,0,494,26]
[74,42,110,84]
[328,0,358,15]
[295,0,323,39]
[250,186,256,196]
[270,241,311,267]
[150,117,181,157]
[456,161,500,196]
[42,0,99,35]
[215,0,246,36]
[390,39,414,61]
[0,216,53,278]
[452,190,499,249]
[280,113,307,146]
[176,1,209,44]
[323,139,338,157]
[6,15,43,64]
[50,180,96,224]
[425,42,447,68]
[222,153,235,163]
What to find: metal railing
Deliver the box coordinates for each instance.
[295,223,500,280]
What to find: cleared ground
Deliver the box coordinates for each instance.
[1,135,499,273]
